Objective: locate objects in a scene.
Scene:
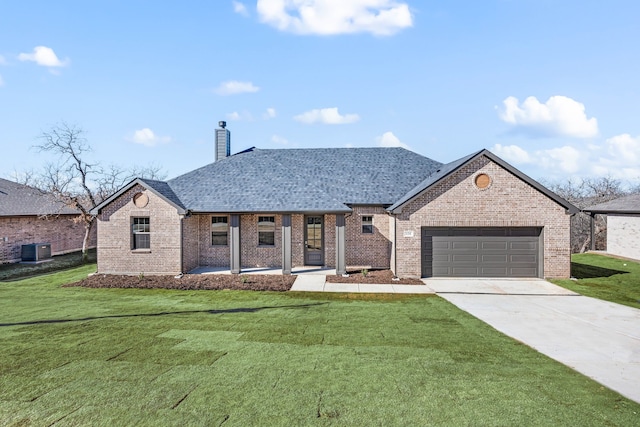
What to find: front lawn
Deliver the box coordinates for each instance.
[0,249,97,282]
[0,266,638,425]
[551,253,640,309]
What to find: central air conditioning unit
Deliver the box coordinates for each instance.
[21,243,52,262]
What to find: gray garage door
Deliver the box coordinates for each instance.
[421,227,542,278]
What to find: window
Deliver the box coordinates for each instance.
[132,217,150,249]
[211,216,228,246]
[258,216,275,246]
[362,216,373,234]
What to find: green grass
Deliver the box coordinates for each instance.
[0,266,638,426]
[551,253,640,309]
[0,249,97,281]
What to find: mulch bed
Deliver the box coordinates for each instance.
[325,269,424,285]
[64,273,296,292]
[64,269,423,291]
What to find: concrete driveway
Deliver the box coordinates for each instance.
[426,278,640,404]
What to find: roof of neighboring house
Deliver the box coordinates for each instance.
[167,147,442,213]
[0,178,79,216]
[584,193,640,214]
[387,149,579,214]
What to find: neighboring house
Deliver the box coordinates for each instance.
[0,178,96,263]
[585,194,640,261]
[91,127,578,278]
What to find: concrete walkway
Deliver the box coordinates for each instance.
[290,274,435,294]
[435,279,640,404]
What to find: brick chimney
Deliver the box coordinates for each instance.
[215,121,230,162]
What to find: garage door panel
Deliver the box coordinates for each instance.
[451,241,479,250]
[481,267,509,276]
[482,241,508,250]
[422,227,541,278]
[482,254,508,263]
[510,267,538,276]
[433,241,451,250]
[451,267,479,276]
[452,254,478,262]
[510,241,538,250]
[433,254,450,262]
[432,266,451,276]
[510,254,537,263]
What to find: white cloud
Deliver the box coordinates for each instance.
[271,134,289,145]
[226,111,253,121]
[214,80,260,96]
[256,0,412,36]
[606,133,640,164]
[263,107,277,119]
[498,95,598,138]
[233,1,249,16]
[376,131,409,149]
[491,137,640,182]
[492,143,581,174]
[294,107,360,124]
[0,55,6,65]
[128,128,171,147]
[18,46,69,67]
[491,144,531,164]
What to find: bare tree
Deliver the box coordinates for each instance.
[544,177,627,253]
[33,122,165,261]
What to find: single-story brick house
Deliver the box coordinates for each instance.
[0,178,96,263]
[585,193,640,261]
[91,126,578,278]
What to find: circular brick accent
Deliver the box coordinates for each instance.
[133,192,149,208]
[474,173,491,189]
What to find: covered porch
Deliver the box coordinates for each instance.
[189,213,347,276]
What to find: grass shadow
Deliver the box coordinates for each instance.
[571,262,629,279]
[0,302,326,328]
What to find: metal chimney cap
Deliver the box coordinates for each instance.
[218,121,227,129]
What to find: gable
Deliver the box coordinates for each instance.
[397,155,570,220]
[388,150,578,215]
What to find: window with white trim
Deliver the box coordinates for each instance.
[211,216,228,246]
[258,216,275,246]
[132,217,150,249]
[362,216,373,234]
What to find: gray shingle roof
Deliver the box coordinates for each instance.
[167,147,442,213]
[585,193,640,214]
[138,179,186,211]
[0,178,79,216]
[388,150,481,212]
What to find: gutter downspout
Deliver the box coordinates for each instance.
[180,215,184,274]
[391,213,398,279]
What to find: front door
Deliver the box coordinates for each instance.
[304,215,324,265]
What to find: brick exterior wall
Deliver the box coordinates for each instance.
[0,215,96,263]
[393,156,571,278]
[346,206,391,268]
[97,184,183,275]
[197,214,230,267]
[607,214,640,260]
[192,213,339,269]
[182,214,200,272]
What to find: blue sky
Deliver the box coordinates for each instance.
[1,1,639,186]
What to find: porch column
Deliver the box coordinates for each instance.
[282,214,292,275]
[230,214,241,274]
[590,212,596,251]
[335,214,346,275]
